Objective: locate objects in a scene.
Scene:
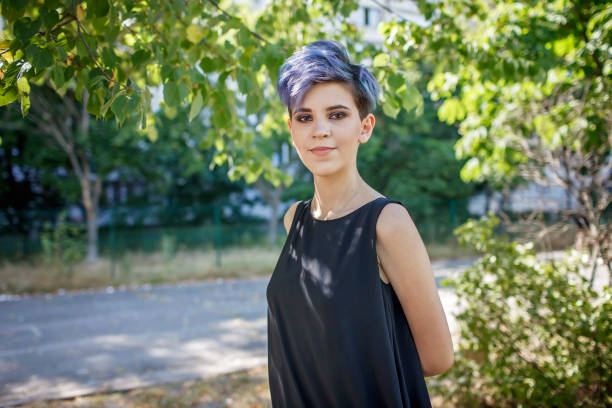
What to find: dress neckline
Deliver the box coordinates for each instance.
[306,197,386,222]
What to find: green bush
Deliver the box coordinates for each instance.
[433,214,611,407]
[40,211,86,276]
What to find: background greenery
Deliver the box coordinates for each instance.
[1,0,610,406]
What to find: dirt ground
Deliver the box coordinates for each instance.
[20,365,272,408]
[18,364,451,408]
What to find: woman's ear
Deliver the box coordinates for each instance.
[358,113,375,144]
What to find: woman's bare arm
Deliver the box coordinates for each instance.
[376,203,454,377]
[283,202,299,235]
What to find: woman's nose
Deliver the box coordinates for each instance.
[312,118,330,138]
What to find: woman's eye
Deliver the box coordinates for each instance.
[297,115,311,122]
[330,112,346,119]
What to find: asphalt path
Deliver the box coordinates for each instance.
[0,257,475,407]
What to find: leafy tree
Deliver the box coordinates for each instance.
[140,105,247,222]
[1,0,432,257]
[381,0,611,279]
[0,85,161,262]
[0,0,422,186]
[359,88,474,223]
[0,105,67,258]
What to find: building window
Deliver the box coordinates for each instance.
[363,7,380,27]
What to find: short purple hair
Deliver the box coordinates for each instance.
[277,40,381,120]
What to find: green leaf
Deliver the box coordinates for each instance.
[237,71,252,94]
[25,44,53,71]
[100,88,126,116]
[0,87,19,107]
[163,82,180,107]
[138,89,151,129]
[373,53,390,67]
[131,49,150,65]
[86,92,101,115]
[533,114,558,148]
[397,84,421,112]
[111,94,130,123]
[211,107,230,129]
[1,0,29,22]
[55,45,67,60]
[104,24,120,43]
[16,77,30,95]
[45,0,62,10]
[40,8,60,30]
[52,64,65,88]
[88,75,106,90]
[178,83,188,101]
[603,60,612,76]
[189,91,203,122]
[213,152,227,165]
[199,57,217,73]
[250,51,264,71]
[76,35,96,60]
[237,26,254,48]
[17,78,30,116]
[382,96,400,118]
[88,0,110,17]
[20,93,30,117]
[186,25,205,44]
[388,73,404,89]
[14,17,41,42]
[101,47,116,67]
[246,89,262,115]
[552,35,576,57]
[111,93,139,124]
[438,98,465,124]
[92,16,108,32]
[161,64,178,82]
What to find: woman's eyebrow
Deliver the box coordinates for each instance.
[325,104,350,111]
[294,104,351,114]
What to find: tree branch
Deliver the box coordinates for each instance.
[71,0,134,93]
[205,0,269,45]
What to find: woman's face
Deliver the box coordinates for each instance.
[287,82,375,178]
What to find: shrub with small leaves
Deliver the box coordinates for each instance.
[40,211,87,276]
[161,234,177,265]
[433,214,611,407]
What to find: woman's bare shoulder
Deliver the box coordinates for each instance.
[283,201,301,235]
[376,201,413,236]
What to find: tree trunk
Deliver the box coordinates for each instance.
[81,176,101,263]
[85,206,98,262]
[267,187,281,245]
[484,184,491,214]
[29,87,103,264]
[255,179,284,246]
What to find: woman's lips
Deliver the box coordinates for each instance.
[310,147,335,156]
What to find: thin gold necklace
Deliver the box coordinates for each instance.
[312,187,361,221]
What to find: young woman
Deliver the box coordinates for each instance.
[266,40,454,407]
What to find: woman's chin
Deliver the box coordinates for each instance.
[306,163,343,178]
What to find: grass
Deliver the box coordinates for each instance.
[0,246,281,295]
[0,241,474,295]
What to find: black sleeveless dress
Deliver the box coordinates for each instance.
[266,197,432,407]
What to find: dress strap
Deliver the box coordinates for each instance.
[368,198,406,235]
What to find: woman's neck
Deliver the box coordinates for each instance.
[311,169,369,220]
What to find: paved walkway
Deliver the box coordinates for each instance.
[0,258,475,407]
